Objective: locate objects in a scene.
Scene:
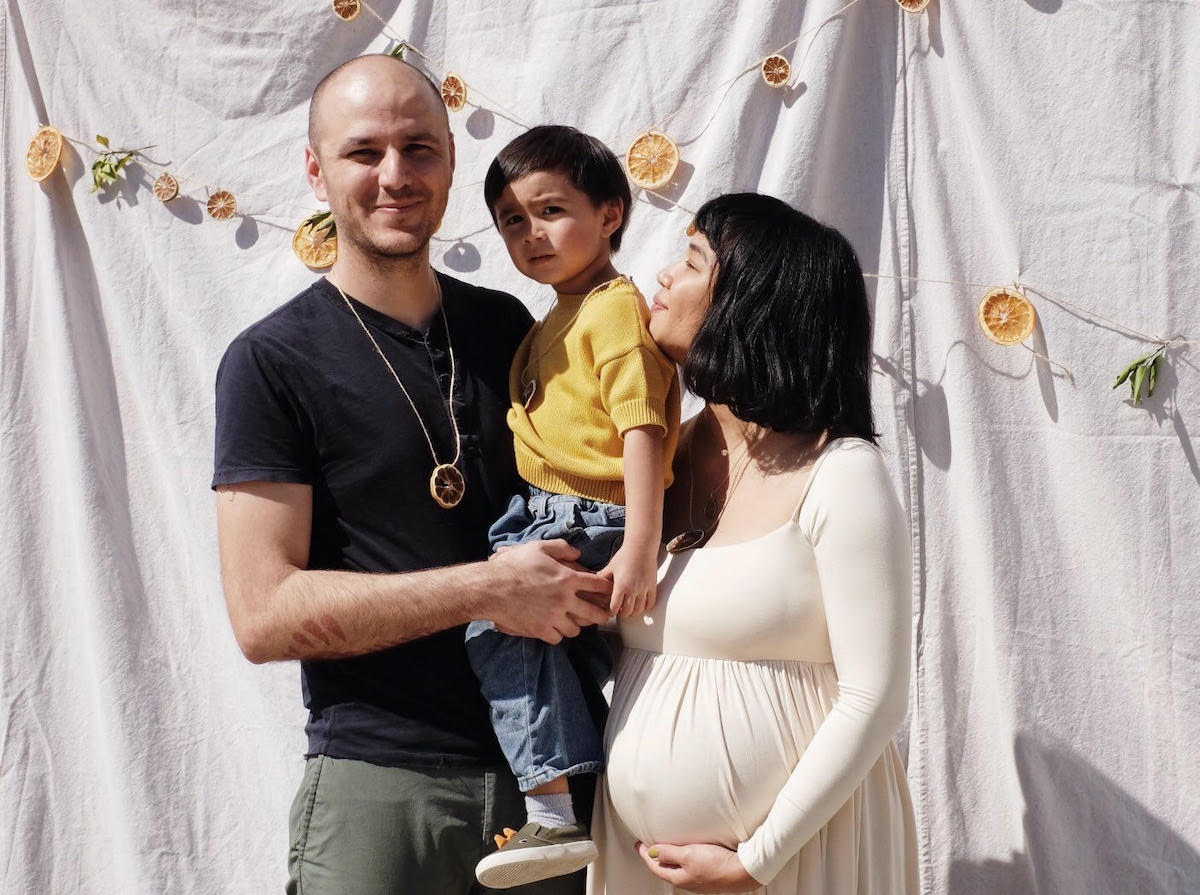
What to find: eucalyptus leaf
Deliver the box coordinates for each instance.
[1131,362,1148,405]
[1113,358,1140,387]
[305,210,336,237]
[96,134,110,148]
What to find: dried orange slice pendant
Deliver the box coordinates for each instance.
[626,131,679,191]
[430,464,465,508]
[441,73,468,111]
[153,172,180,202]
[332,0,361,21]
[978,287,1036,345]
[761,55,791,87]
[293,218,338,270]
[896,0,931,11]
[25,125,63,182]
[207,190,237,220]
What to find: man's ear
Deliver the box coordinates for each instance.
[305,145,327,202]
[600,198,623,239]
[448,133,457,174]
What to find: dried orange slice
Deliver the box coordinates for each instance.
[761,55,791,87]
[978,287,1036,345]
[207,190,237,221]
[896,0,931,11]
[25,125,63,182]
[153,172,179,202]
[332,0,361,21]
[441,73,468,111]
[293,216,338,270]
[626,131,679,191]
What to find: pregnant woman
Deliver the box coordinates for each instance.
[588,193,919,894]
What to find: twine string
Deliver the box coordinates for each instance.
[360,1,533,129]
[652,0,866,135]
[35,7,1196,372]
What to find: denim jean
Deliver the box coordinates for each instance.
[465,487,620,791]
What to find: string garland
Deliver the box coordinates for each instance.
[22,0,1191,408]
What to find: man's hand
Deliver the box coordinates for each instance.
[485,540,613,643]
[635,842,760,893]
[599,540,659,618]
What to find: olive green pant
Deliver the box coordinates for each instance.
[287,755,591,895]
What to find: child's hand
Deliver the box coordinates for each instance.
[600,541,659,617]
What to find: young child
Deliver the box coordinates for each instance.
[467,125,680,888]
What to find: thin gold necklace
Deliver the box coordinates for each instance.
[666,413,754,554]
[332,276,466,509]
[519,275,627,408]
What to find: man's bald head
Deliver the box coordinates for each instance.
[307,54,449,153]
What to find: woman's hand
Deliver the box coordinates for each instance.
[600,541,659,617]
[635,841,761,893]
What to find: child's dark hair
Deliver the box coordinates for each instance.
[483,125,633,251]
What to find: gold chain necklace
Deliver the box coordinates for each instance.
[666,414,755,554]
[518,276,627,408]
[332,277,466,509]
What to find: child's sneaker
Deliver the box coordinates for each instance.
[475,821,599,889]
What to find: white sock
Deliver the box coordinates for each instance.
[525,792,576,828]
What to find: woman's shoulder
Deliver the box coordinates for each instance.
[803,437,901,515]
[820,435,887,466]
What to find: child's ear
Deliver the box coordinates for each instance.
[600,198,624,238]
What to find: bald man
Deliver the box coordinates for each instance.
[213,55,610,894]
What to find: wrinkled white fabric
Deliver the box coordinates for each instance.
[3,1,1198,893]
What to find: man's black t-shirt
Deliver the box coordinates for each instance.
[213,273,533,766]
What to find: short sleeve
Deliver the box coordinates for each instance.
[212,336,317,489]
[597,346,675,436]
[585,284,676,437]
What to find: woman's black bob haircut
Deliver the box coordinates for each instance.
[684,193,877,442]
[483,125,633,251]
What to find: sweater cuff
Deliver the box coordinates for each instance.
[609,397,668,436]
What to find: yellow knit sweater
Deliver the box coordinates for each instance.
[507,276,680,505]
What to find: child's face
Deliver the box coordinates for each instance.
[492,170,622,293]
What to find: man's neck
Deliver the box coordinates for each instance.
[329,249,441,331]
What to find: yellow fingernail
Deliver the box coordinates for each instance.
[648,846,660,859]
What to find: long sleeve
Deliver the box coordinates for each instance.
[737,441,913,885]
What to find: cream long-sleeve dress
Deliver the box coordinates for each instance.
[588,438,919,894]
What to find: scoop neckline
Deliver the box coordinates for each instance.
[668,516,798,555]
[663,435,869,554]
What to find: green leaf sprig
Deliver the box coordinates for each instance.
[387,41,407,60]
[1113,344,1166,405]
[304,210,336,244]
[90,134,154,192]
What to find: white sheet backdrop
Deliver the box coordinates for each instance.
[3,0,1198,892]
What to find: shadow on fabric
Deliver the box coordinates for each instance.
[949,733,1200,894]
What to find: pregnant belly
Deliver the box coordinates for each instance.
[602,649,836,847]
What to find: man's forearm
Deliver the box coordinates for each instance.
[240,562,489,663]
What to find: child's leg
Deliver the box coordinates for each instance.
[469,491,624,887]
[464,623,606,797]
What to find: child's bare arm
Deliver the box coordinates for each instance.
[601,425,665,617]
